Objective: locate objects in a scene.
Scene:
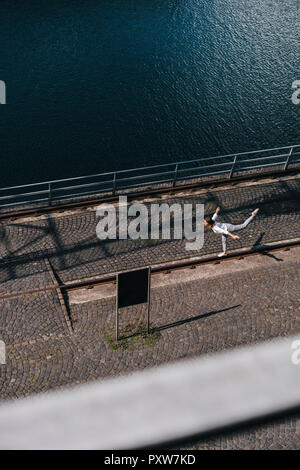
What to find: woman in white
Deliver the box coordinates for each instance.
[204,207,259,257]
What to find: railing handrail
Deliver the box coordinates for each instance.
[0,143,299,209]
[1,143,300,192]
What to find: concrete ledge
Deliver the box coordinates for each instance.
[68,244,300,304]
[0,335,299,449]
[0,237,299,303]
[63,237,300,289]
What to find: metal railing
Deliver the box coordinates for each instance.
[0,144,299,210]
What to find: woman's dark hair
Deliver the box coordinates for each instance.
[205,216,215,227]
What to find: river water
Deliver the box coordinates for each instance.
[0,0,299,186]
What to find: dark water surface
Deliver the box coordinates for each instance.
[0,0,299,187]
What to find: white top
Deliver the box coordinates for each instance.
[212,212,228,235]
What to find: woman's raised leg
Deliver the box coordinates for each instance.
[227,209,259,232]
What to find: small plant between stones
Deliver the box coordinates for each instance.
[101,321,161,351]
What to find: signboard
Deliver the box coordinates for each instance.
[117,268,150,308]
[115,267,151,340]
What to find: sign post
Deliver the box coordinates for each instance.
[147,268,151,334]
[116,274,119,342]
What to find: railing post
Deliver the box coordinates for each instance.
[48,183,52,205]
[112,172,117,196]
[229,155,237,179]
[173,164,178,188]
[284,147,293,171]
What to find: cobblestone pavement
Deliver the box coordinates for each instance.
[0,176,299,294]
[0,176,299,449]
[0,247,299,448]
[179,413,300,450]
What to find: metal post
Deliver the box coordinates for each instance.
[48,183,52,205]
[173,164,178,188]
[229,155,237,179]
[147,267,151,334]
[112,172,117,196]
[284,147,293,171]
[116,274,119,341]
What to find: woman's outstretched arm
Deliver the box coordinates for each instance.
[212,206,221,221]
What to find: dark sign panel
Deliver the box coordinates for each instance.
[117,268,150,308]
